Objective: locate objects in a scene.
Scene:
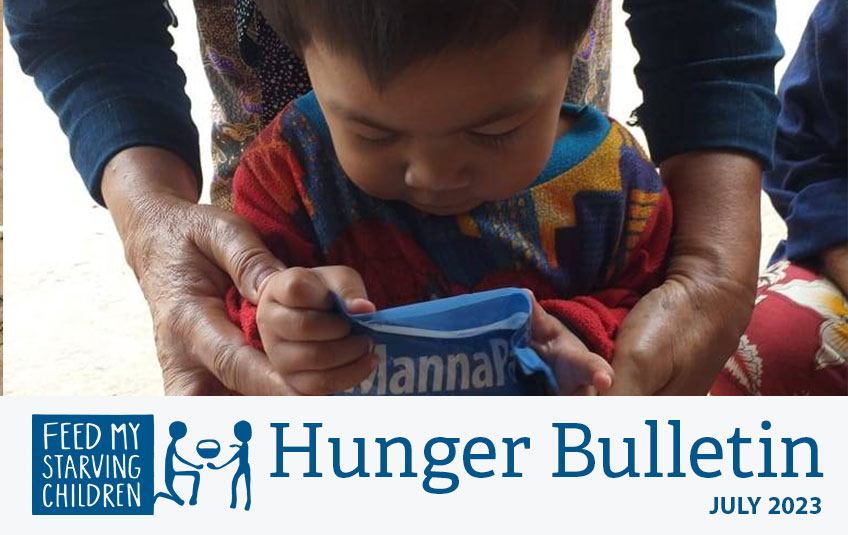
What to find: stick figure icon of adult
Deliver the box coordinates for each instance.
[154,421,204,507]
[207,421,252,510]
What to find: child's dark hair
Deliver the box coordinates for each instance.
[255,0,599,87]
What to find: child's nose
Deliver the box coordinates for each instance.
[403,149,471,192]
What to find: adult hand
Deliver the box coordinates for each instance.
[821,244,848,296]
[606,151,762,395]
[102,146,289,395]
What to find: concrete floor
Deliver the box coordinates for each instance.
[2,1,813,395]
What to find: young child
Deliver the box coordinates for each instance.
[225,0,672,395]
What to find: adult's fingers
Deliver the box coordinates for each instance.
[192,206,286,304]
[161,366,233,396]
[160,297,291,396]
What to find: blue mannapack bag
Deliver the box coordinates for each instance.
[336,288,557,395]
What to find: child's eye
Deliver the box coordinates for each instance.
[355,132,399,147]
[468,127,519,148]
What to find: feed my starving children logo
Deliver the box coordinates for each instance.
[32,415,253,515]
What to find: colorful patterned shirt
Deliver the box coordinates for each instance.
[226,92,672,361]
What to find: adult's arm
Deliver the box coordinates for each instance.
[6,0,288,394]
[5,0,201,204]
[623,0,782,165]
[611,1,782,394]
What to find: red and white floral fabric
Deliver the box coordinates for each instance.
[712,261,848,396]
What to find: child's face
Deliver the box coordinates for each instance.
[304,26,574,216]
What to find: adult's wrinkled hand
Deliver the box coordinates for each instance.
[606,151,763,395]
[102,147,290,395]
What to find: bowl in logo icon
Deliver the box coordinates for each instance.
[196,439,221,459]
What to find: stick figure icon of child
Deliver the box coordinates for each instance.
[207,421,252,511]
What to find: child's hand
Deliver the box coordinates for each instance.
[257,266,378,395]
[527,292,614,395]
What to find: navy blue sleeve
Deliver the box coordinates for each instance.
[623,0,783,166]
[764,0,847,263]
[5,0,201,206]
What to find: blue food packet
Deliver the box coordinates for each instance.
[335,288,557,395]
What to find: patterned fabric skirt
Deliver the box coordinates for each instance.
[711,261,848,395]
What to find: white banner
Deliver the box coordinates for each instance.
[1,397,845,533]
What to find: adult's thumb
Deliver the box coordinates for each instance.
[194,208,285,304]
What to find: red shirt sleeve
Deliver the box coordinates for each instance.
[540,189,673,360]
